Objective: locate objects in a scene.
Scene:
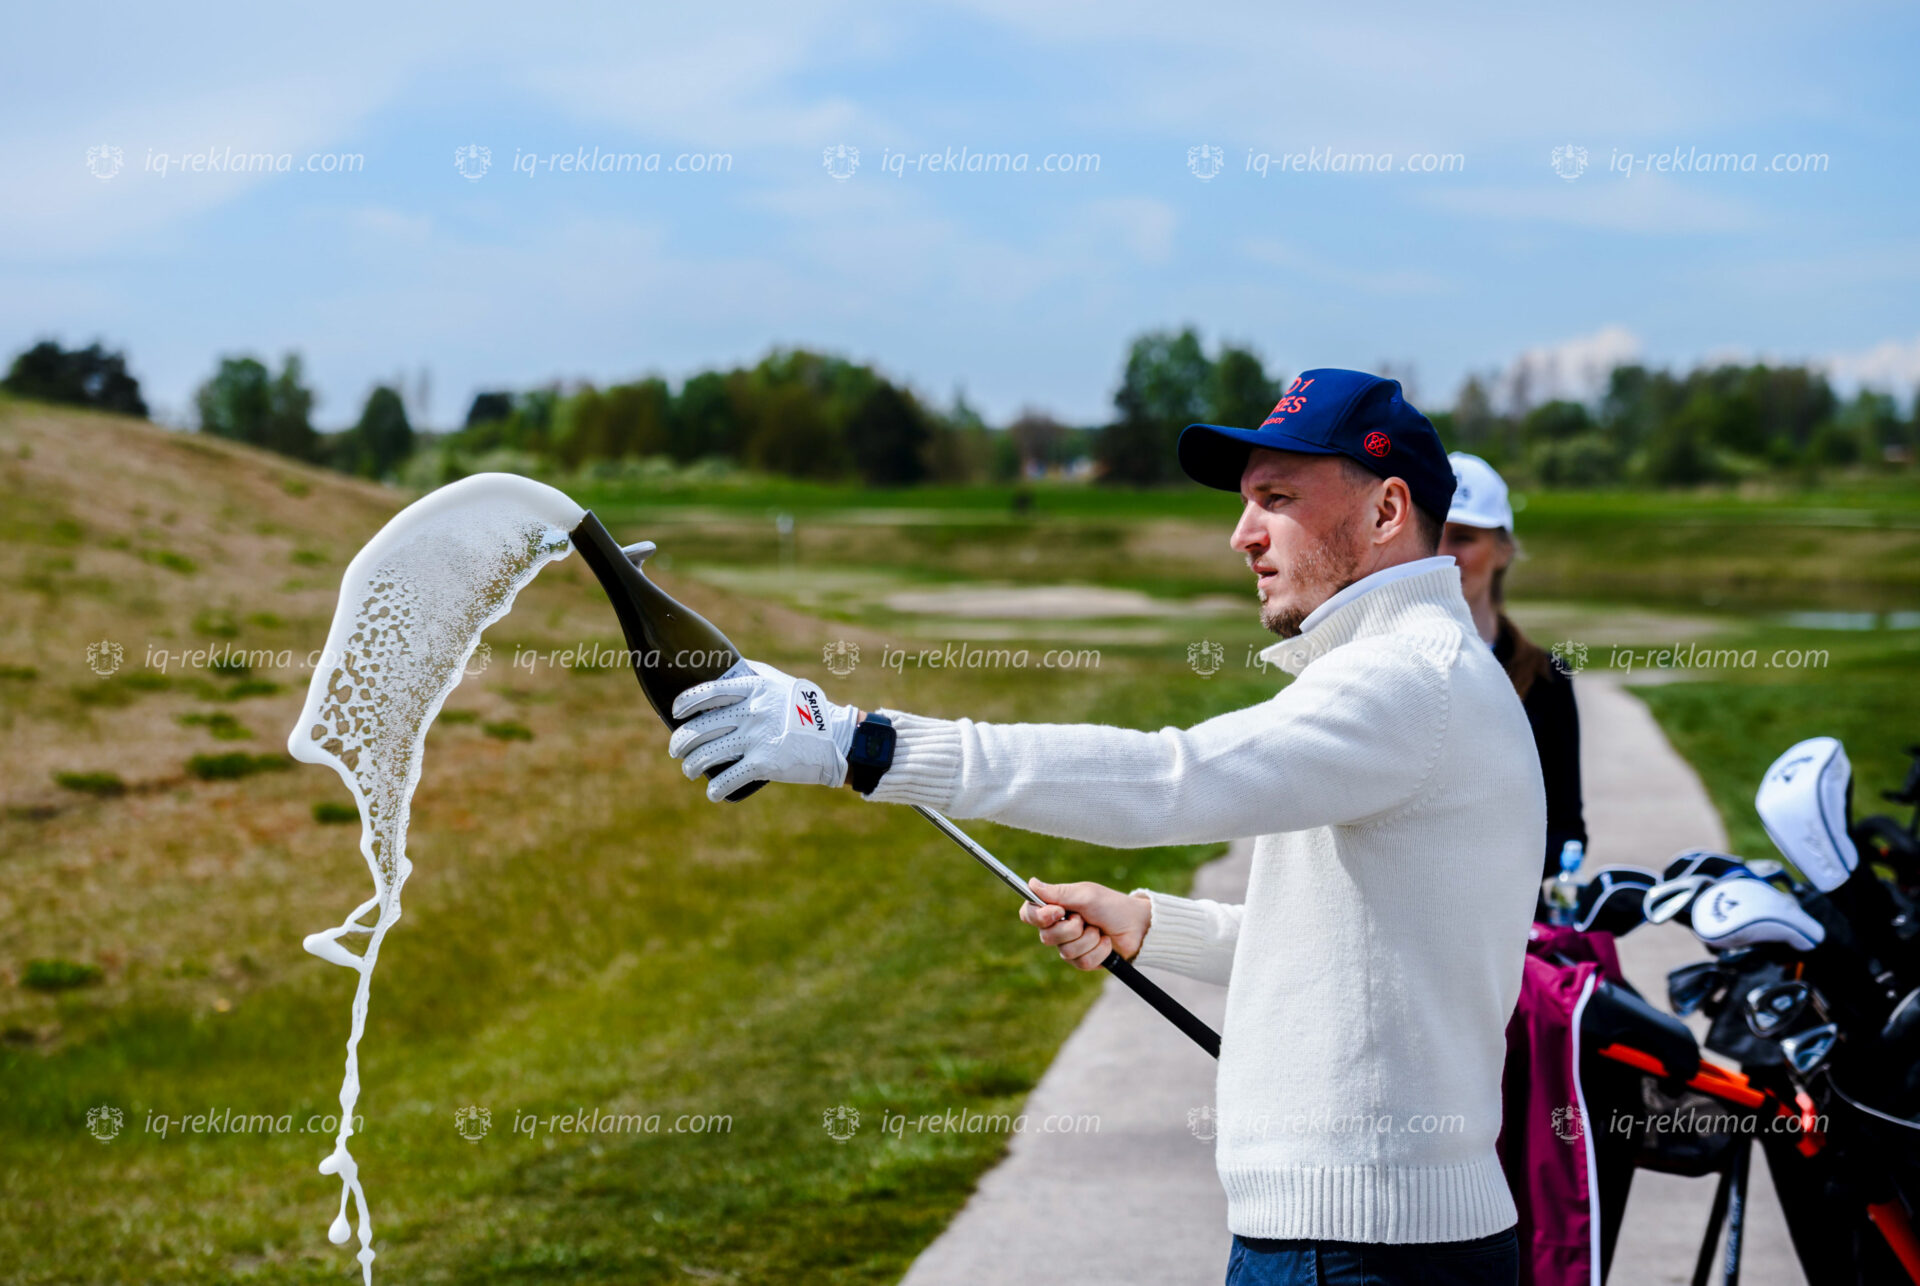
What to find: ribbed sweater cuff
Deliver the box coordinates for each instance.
[1130,890,1217,974]
[862,710,962,808]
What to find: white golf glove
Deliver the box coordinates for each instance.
[667,660,859,801]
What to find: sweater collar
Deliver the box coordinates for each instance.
[1257,558,1476,675]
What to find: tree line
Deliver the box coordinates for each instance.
[6,334,1915,489]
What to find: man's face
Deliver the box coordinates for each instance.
[1229,449,1373,637]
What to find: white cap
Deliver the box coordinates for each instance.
[1446,452,1513,530]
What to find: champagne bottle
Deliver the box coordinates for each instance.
[569,511,765,801]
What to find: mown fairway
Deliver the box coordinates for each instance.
[3,399,1916,1282]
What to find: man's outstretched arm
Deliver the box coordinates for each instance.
[666,642,1447,848]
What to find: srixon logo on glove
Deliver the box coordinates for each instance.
[798,689,826,730]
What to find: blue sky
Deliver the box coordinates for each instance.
[5,1,1918,429]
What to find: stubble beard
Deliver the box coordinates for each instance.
[1258,526,1366,639]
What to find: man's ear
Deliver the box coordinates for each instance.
[1371,477,1415,546]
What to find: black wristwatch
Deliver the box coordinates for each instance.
[846,711,895,795]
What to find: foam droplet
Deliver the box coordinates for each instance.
[329,1213,351,1245]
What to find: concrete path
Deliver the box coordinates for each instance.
[898,676,1805,1285]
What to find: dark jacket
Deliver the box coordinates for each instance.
[1494,617,1588,878]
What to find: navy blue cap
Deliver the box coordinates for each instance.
[1177,369,1456,522]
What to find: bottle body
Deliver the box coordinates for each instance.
[569,512,764,800]
[1547,838,1585,926]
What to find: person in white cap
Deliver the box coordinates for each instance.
[1441,452,1586,879]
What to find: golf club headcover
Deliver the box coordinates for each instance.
[1574,865,1658,936]
[1689,874,1826,953]
[1755,736,1858,893]
[1662,848,1749,885]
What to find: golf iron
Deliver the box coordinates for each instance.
[571,515,1222,1059]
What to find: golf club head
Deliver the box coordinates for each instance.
[1645,874,1714,926]
[1689,874,1826,953]
[1745,979,1812,1038]
[1780,1022,1839,1076]
[1668,959,1735,1017]
[1574,865,1659,935]
[1756,736,1859,893]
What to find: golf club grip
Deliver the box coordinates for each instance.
[1100,953,1221,1058]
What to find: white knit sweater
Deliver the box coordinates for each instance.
[868,562,1544,1243]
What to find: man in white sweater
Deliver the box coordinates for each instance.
[667,369,1544,1284]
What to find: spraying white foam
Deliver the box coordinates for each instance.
[289,473,585,1284]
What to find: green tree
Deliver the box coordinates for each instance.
[1099,328,1210,484]
[604,379,672,458]
[1207,344,1280,430]
[195,353,315,460]
[1640,393,1725,486]
[671,371,738,462]
[465,391,513,428]
[344,385,413,478]
[4,340,148,416]
[845,381,930,484]
[1519,399,1593,448]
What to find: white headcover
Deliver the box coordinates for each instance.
[1755,736,1858,892]
[1690,875,1826,953]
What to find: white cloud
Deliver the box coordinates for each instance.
[1493,324,1643,407]
[1823,334,1920,394]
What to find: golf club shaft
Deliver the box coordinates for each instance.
[911,806,1222,1059]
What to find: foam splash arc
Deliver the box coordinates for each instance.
[288,473,585,1285]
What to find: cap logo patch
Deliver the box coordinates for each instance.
[1364,432,1391,457]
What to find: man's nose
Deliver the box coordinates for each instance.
[1230,502,1267,555]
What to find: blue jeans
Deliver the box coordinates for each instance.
[1225,1227,1519,1285]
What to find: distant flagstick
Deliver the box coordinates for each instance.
[910,805,1222,1059]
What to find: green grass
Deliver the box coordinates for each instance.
[184,752,291,781]
[22,958,103,991]
[312,801,359,825]
[52,770,127,797]
[180,711,253,741]
[1633,628,1920,860]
